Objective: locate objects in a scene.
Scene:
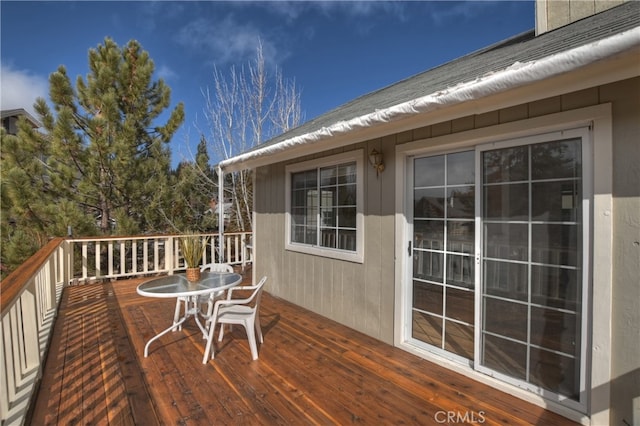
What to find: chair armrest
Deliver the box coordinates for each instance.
[226,285,258,299]
[216,295,252,306]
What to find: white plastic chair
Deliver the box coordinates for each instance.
[202,276,267,363]
[172,263,233,331]
[198,263,235,319]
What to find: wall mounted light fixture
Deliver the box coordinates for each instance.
[369,148,385,176]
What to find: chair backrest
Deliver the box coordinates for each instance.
[252,276,267,311]
[200,263,234,273]
[229,276,267,309]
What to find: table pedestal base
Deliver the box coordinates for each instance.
[143,297,209,357]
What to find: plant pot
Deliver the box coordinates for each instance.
[186,267,201,282]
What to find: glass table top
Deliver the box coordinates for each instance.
[137,272,242,298]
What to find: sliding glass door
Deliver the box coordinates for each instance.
[411,150,476,363]
[408,129,588,409]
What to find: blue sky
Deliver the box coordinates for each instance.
[1,1,534,167]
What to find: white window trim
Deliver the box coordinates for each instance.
[285,149,365,263]
[394,104,612,424]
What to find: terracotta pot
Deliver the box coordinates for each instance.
[186,267,201,282]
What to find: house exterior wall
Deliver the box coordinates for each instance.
[252,76,639,424]
[253,138,397,342]
[535,0,627,35]
[1,116,19,135]
[605,77,640,426]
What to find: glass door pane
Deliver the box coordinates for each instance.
[412,151,475,361]
[480,138,583,401]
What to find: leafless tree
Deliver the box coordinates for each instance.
[201,40,302,232]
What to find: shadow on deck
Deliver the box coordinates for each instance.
[30,272,578,425]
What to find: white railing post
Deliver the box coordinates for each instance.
[166,235,175,274]
[81,242,88,281]
[241,235,247,270]
[66,240,73,284]
[218,165,225,263]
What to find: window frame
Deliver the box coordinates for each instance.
[285,150,364,263]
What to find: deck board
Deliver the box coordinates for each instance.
[30,274,579,425]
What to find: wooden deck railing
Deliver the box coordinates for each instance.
[0,232,251,425]
[0,237,69,425]
[68,232,252,283]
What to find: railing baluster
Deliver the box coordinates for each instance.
[143,239,149,273]
[132,241,138,274]
[20,288,39,373]
[108,241,114,277]
[82,242,88,280]
[0,324,9,418]
[165,236,174,274]
[119,240,126,275]
[241,234,247,270]
[3,313,18,403]
[154,238,160,271]
[13,300,26,380]
[95,241,101,278]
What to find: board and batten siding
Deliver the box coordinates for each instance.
[535,0,628,35]
[253,141,396,342]
[605,77,640,426]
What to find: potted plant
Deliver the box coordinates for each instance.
[179,233,209,282]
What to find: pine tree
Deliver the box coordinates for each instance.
[1,37,184,274]
[168,136,218,232]
[39,37,184,235]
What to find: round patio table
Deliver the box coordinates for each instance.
[137,271,242,357]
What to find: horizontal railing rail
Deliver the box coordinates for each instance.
[0,231,251,425]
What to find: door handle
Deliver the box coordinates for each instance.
[408,240,412,257]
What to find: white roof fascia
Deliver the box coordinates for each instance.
[219,27,640,173]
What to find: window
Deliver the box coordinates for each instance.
[286,150,364,262]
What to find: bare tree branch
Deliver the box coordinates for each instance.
[199,39,303,232]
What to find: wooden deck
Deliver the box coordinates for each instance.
[30,273,578,425]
